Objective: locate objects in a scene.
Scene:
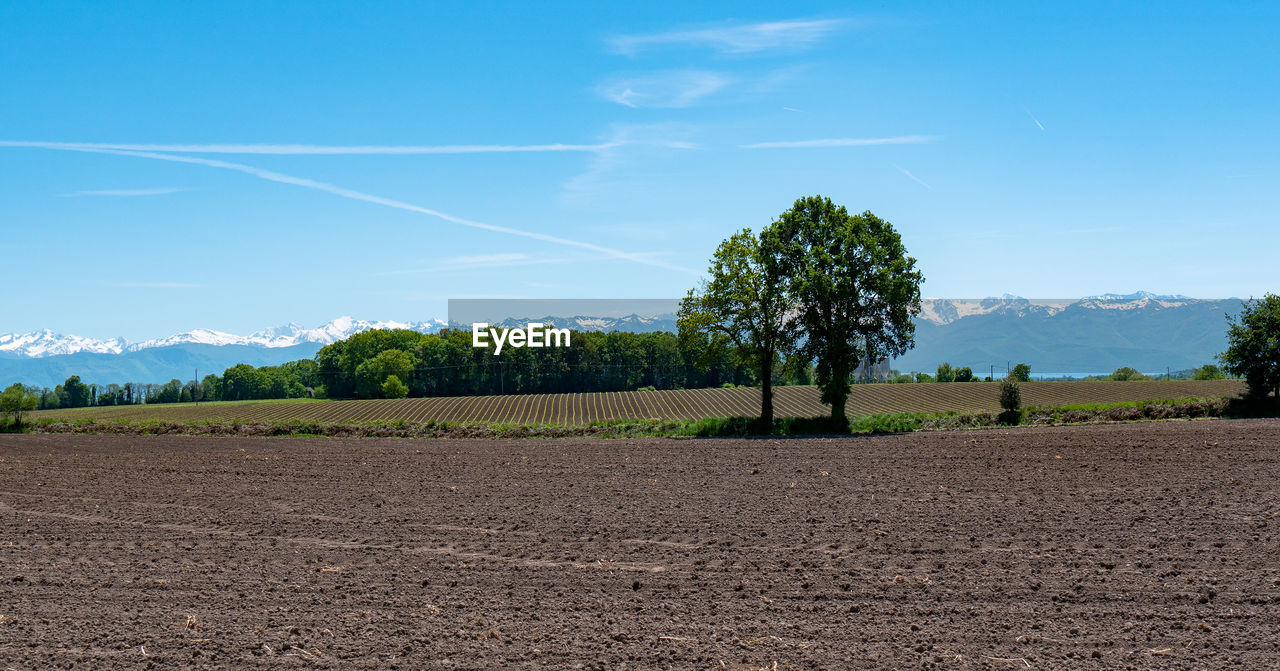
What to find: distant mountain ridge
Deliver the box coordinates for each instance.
[454,313,679,334]
[897,294,1241,375]
[0,316,446,359]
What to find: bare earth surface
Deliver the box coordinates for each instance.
[1,420,1278,670]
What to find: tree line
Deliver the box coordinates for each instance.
[314,327,806,399]
[8,327,811,411]
[16,359,325,410]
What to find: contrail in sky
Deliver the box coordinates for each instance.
[893,164,931,189]
[0,140,619,155]
[742,135,936,149]
[1025,109,1045,131]
[7,142,697,274]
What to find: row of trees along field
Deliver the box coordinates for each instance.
[314,327,802,399]
[21,360,324,410]
[15,327,807,409]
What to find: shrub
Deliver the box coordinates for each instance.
[998,376,1022,425]
[381,375,409,399]
[1109,367,1149,381]
[1192,364,1226,381]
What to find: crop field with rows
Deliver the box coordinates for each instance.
[30,379,1246,426]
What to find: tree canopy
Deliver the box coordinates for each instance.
[1,383,38,426]
[678,228,799,426]
[763,196,924,423]
[1220,294,1280,402]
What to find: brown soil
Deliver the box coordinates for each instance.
[1,419,1278,669]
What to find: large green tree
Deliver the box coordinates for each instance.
[1,383,38,427]
[1220,294,1280,402]
[679,228,799,426]
[765,196,923,423]
[60,375,92,408]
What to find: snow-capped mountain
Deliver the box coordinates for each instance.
[0,330,129,358]
[917,296,1070,326]
[471,313,679,333]
[0,317,447,359]
[1081,291,1191,301]
[917,292,1205,326]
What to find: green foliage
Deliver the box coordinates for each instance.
[915,372,935,383]
[678,227,799,426]
[1220,294,1280,402]
[1,383,38,428]
[936,362,955,383]
[892,373,914,384]
[61,375,92,408]
[311,327,759,400]
[764,196,924,422]
[356,349,413,398]
[1192,364,1226,380]
[381,374,409,399]
[849,412,928,433]
[1108,366,1149,381]
[954,366,975,382]
[999,376,1022,412]
[1010,363,1031,382]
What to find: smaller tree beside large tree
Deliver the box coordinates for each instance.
[678,228,799,428]
[1220,294,1280,403]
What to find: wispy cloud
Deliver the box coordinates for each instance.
[782,106,804,113]
[599,70,732,108]
[1,140,615,155]
[609,18,848,55]
[1025,109,1045,131]
[561,123,699,204]
[9,141,697,274]
[110,281,206,289]
[742,135,937,149]
[893,164,931,189]
[61,187,190,197]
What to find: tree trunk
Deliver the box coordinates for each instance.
[828,360,851,425]
[830,394,847,423]
[760,355,774,430]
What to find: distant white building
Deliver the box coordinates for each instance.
[853,359,893,383]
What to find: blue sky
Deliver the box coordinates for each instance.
[2,1,1276,340]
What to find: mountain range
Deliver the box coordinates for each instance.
[898,294,1240,375]
[0,317,444,388]
[0,293,1247,387]
[0,316,445,358]
[451,314,679,334]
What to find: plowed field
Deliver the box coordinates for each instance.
[2,420,1278,668]
[31,379,1245,425]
